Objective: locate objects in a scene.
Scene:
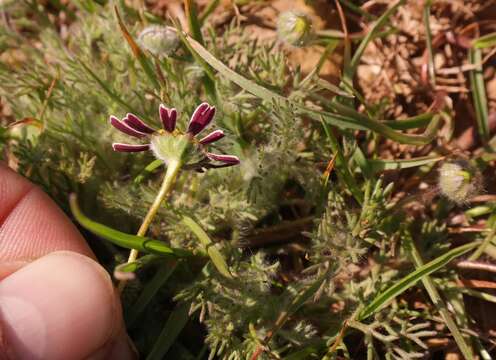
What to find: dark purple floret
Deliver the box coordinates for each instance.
[110,116,148,138]
[159,105,177,132]
[201,107,216,128]
[124,113,155,134]
[206,153,240,165]
[112,143,150,152]
[187,103,215,135]
[199,130,225,145]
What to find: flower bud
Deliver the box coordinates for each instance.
[138,26,179,57]
[277,11,313,47]
[438,160,482,204]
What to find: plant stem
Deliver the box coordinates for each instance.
[118,160,182,291]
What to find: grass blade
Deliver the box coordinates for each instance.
[469,227,496,261]
[199,0,220,24]
[347,0,405,79]
[173,21,217,103]
[316,78,354,98]
[460,288,496,304]
[69,194,192,257]
[368,155,444,173]
[359,241,479,320]
[181,215,232,279]
[146,302,191,360]
[382,112,434,130]
[423,0,436,87]
[126,260,179,326]
[473,32,496,49]
[178,27,283,103]
[469,47,490,142]
[404,234,474,360]
[177,27,441,145]
[184,0,204,44]
[338,0,376,21]
[352,146,373,179]
[182,0,217,103]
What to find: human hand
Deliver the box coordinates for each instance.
[0,163,136,359]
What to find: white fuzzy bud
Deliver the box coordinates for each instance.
[138,26,179,57]
[277,11,314,47]
[438,160,482,204]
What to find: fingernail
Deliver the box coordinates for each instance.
[0,251,119,360]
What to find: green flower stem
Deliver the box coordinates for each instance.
[119,160,182,290]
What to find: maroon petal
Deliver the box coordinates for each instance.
[112,143,150,152]
[124,113,155,134]
[159,104,177,132]
[190,103,209,123]
[199,130,225,145]
[207,152,240,165]
[187,103,215,135]
[201,107,216,128]
[110,116,148,138]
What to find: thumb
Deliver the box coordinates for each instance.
[0,251,135,360]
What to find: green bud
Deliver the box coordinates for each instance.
[277,11,313,47]
[438,160,482,204]
[138,26,179,57]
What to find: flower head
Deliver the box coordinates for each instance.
[438,159,482,204]
[110,102,240,171]
[277,11,314,47]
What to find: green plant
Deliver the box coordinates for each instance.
[2,1,496,359]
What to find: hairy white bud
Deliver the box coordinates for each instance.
[138,26,179,57]
[277,11,313,47]
[438,160,482,204]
